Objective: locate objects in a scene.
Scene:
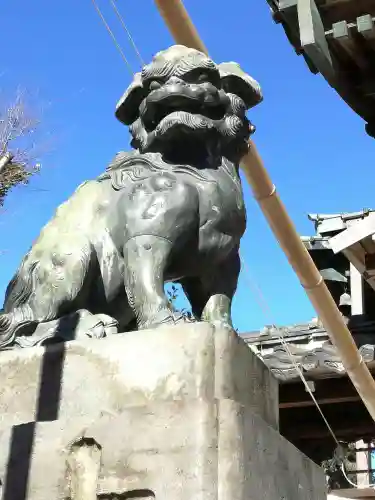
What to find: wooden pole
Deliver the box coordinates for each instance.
[154,0,375,421]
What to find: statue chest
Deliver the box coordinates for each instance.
[196,167,246,241]
[103,155,246,252]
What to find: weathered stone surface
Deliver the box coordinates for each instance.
[215,326,278,429]
[217,399,326,500]
[0,324,326,500]
[0,399,325,500]
[0,400,218,500]
[0,323,278,430]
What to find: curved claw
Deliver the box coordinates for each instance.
[209,319,235,331]
[140,310,196,330]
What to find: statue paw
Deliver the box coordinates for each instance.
[209,319,235,331]
[140,310,195,330]
[13,311,119,349]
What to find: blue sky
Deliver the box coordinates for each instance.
[1,0,375,333]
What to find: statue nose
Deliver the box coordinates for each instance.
[167,76,184,85]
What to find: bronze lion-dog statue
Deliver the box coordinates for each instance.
[0,45,262,349]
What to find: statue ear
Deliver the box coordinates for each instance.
[115,72,147,125]
[218,62,263,110]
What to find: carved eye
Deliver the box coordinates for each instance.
[183,70,207,83]
[183,69,220,87]
[149,80,162,91]
[196,72,210,83]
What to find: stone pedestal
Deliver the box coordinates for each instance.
[0,323,326,499]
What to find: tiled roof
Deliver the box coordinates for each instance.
[242,319,375,381]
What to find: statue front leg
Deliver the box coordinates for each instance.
[202,249,240,329]
[120,177,199,330]
[123,235,183,330]
[182,249,240,330]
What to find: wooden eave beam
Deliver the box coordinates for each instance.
[329,214,375,291]
[279,375,368,408]
[280,400,375,440]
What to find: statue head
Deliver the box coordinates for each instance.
[115,45,262,163]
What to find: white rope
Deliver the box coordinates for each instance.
[240,254,340,446]
[240,254,375,488]
[341,462,375,489]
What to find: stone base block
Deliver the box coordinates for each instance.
[218,399,326,500]
[0,323,326,500]
[0,400,326,500]
[0,323,278,430]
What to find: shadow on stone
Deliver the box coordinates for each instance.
[99,490,155,499]
[2,423,35,500]
[2,321,68,500]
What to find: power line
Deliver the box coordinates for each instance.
[91,0,134,76]
[109,0,145,67]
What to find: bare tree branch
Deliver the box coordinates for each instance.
[0,88,44,206]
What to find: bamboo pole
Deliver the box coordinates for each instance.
[154,0,375,421]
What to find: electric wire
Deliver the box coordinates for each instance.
[109,0,145,67]
[91,0,134,76]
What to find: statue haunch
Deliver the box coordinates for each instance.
[0,45,262,349]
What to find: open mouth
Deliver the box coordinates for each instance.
[140,89,226,131]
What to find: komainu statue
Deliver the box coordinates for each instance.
[0,45,262,349]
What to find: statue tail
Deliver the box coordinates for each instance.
[0,311,37,349]
[0,257,39,349]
